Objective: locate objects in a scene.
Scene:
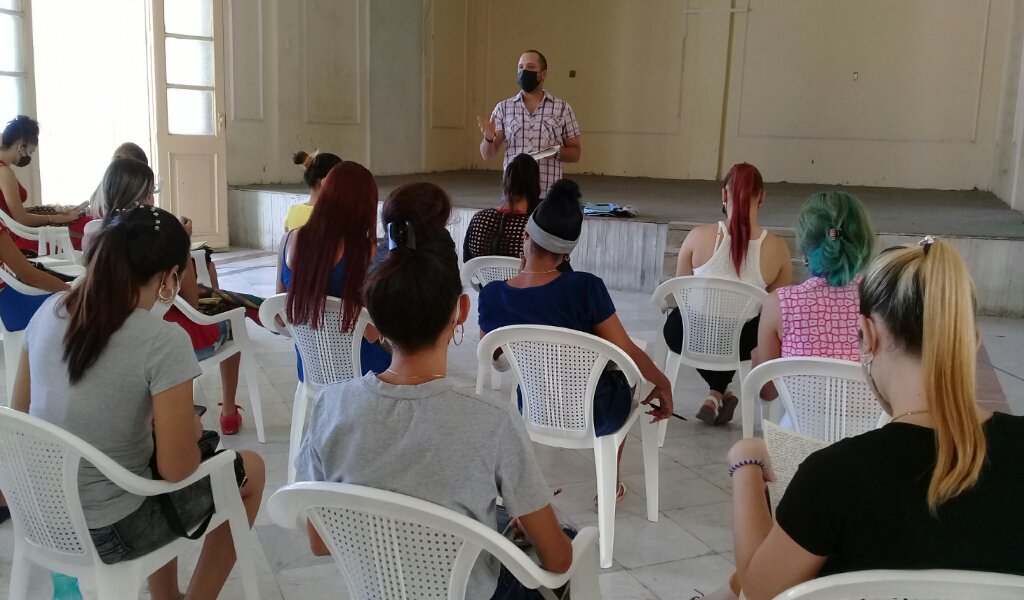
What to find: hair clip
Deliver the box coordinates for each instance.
[387,220,416,250]
[828,227,842,241]
[918,235,935,255]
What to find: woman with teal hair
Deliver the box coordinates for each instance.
[752,191,875,392]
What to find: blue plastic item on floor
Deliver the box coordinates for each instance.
[51,572,83,600]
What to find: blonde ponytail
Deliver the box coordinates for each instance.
[860,239,985,514]
[919,242,985,513]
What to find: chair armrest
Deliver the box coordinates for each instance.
[486,526,600,591]
[91,449,239,497]
[172,296,246,327]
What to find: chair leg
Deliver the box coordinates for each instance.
[567,539,602,600]
[287,384,309,484]
[227,506,261,600]
[490,366,501,391]
[475,362,487,395]
[594,438,618,569]
[8,548,30,600]
[241,351,266,443]
[656,352,682,448]
[738,361,754,438]
[640,419,659,522]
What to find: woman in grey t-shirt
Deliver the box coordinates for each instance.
[13,207,265,600]
[296,219,572,599]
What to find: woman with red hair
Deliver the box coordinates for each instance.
[664,163,791,425]
[276,161,390,378]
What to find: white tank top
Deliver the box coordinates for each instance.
[693,221,768,289]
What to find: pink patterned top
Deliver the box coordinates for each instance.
[777,276,860,361]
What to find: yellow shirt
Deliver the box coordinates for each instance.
[284,204,314,231]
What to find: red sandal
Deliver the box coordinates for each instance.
[219,404,244,435]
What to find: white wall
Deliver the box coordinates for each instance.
[224,0,1024,205]
[721,0,1013,191]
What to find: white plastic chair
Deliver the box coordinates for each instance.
[462,256,521,391]
[0,407,261,600]
[774,569,1024,600]
[651,276,767,440]
[153,296,266,443]
[0,209,81,268]
[0,268,51,406]
[191,248,212,287]
[476,324,659,568]
[740,357,882,442]
[460,255,521,293]
[269,481,601,600]
[258,293,371,483]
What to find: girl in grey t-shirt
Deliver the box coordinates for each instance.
[13,207,265,600]
[295,220,573,599]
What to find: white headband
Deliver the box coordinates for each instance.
[526,214,578,254]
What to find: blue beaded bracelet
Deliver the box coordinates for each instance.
[728,459,765,478]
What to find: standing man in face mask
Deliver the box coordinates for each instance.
[478,50,581,199]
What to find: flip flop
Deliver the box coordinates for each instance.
[696,395,718,425]
[715,392,739,425]
[592,482,627,510]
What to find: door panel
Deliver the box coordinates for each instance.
[151,0,228,247]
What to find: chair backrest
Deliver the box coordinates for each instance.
[476,325,641,445]
[268,481,545,600]
[775,569,1024,600]
[0,407,122,571]
[651,275,767,370]
[460,256,521,292]
[742,357,882,443]
[259,293,366,388]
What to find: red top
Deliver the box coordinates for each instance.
[0,159,28,216]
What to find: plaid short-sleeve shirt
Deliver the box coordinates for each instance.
[491,90,580,198]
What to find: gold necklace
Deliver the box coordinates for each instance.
[891,409,930,422]
[384,368,445,381]
[520,269,558,275]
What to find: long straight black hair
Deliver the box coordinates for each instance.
[61,206,189,383]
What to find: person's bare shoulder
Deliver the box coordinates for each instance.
[682,223,719,245]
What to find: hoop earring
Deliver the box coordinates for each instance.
[157,284,174,304]
[452,323,465,346]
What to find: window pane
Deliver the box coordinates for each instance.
[165,38,213,87]
[0,76,24,119]
[0,14,23,72]
[0,1,21,11]
[164,0,212,37]
[167,88,214,135]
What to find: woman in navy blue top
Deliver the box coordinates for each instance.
[478,179,674,501]
[276,161,390,377]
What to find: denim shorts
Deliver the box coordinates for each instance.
[89,477,214,565]
[194,321,231,362]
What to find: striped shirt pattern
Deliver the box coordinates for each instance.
[491,90,580,197]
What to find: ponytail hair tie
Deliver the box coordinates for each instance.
[918,234,935,255]
[387,220,416,250]
[828,227,843,241]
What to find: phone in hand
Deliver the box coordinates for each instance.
[193,405,208,417]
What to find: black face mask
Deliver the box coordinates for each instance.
[517,69,541,93]
[14,148,31,168]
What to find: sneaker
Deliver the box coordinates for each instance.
[715,392,739,425]
[696,396,718,425]
[220,407,243,435]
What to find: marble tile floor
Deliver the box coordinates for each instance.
[1,249,1021,599]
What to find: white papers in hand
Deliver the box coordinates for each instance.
[529,145,560,161]
[763,420,828,513]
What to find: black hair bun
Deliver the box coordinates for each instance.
[546,179,582,203]
[292,150,309,166]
